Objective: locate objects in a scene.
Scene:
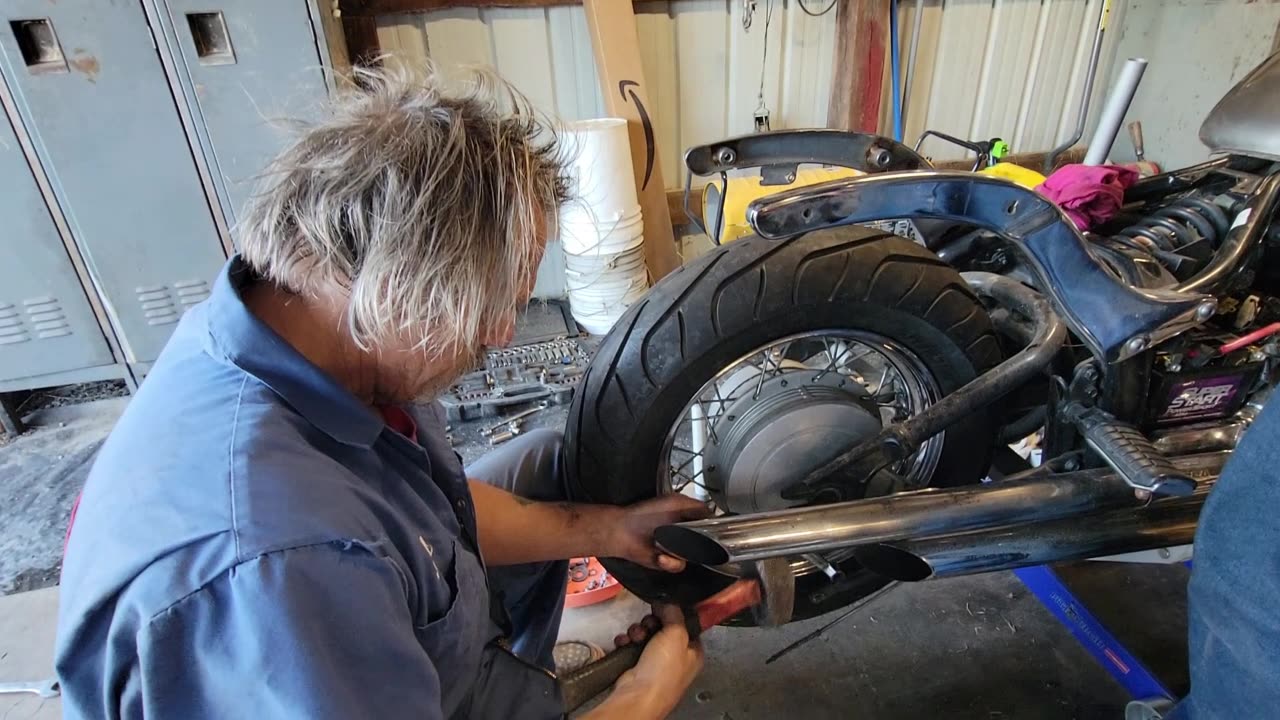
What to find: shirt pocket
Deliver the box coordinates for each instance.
[413,538,491,716]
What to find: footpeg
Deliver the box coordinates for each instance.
[1070,407,1197,496]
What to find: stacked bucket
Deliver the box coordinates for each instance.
[559,119,649,336]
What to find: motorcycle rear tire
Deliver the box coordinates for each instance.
[565,227,1003,622]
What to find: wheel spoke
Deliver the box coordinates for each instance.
[811,341,850,382]
[706,385,729,444]
[813,343,877,382]
[672,470,713,494]
[671,449,704,477]
[869,366,891,395]
[752,351,787,399]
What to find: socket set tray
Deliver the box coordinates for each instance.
[439,337,593,423]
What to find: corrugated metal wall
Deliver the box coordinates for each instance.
[903,0,1127,159]
[376,1,839,187]
[375,0,1129,172]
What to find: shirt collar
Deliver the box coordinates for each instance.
[201,256,384,448]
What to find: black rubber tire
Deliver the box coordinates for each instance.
[565,227,1004,622]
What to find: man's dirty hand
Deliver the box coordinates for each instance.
[606,495,711,572]
[609,604,704,720]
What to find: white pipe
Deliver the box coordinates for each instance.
[1084,58,1148,165]
[687,402,710,502]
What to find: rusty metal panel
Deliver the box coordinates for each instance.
[0,0,227,364]
[0,102,114,384]
[149,0,330,231]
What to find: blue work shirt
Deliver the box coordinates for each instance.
[56,257,498,719]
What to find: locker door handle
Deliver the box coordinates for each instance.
[9,18,69,74]
[185,12,236,66]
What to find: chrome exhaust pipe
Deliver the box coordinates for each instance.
[853,490,1207,581]
[654,452,1227,567]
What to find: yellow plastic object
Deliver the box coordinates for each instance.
[979,162,1046,190]
[702,167,864,244]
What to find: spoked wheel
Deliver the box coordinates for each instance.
[565,227,1003,622]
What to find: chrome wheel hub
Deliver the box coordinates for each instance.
[659,330,943,577]
[703,373,881,513]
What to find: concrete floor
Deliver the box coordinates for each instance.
[0,587,59,720]
[0,396,1190,718]
[565,564,1188,719]
[0,397,126,595]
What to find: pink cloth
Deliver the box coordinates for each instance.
[1036,164,1139,230]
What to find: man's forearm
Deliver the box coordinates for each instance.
[468,480,618,566]
[581,685,667,720]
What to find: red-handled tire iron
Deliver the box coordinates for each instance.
[559,557,794,712]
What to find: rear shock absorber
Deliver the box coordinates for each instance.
[1109,195,1232,276]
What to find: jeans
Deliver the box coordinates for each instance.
[1169,394,1280,718]
[465,429,570,672]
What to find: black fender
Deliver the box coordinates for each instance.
[746,171,1216,363]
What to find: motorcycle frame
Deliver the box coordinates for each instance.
[682,129,1278,484]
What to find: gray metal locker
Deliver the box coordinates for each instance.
[148,0,331,233]
[0,103,119,392]
[0,1,229,368]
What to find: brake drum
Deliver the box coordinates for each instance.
[702,372,881,513]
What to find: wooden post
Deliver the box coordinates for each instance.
[0,393,26,437]
[827,0,890,133]
[340,16,383,67]
[582,0,680,280]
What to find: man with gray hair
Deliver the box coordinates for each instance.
[55,68,706,719]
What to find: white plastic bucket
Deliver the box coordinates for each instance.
[568,267,647,296]
[559,206,644,256]
[565,244,649,335]
[568,274,646,299]
[562,118,639,219]
[570,281,647,314]
[560,202,639,229]
[575,313,620,337]
[563,245,646,275]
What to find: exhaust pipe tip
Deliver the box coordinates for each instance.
[853,544,935,582]
[655,525,731,567]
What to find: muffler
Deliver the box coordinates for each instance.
[852,491,1203,581]
[654,452,1226,567]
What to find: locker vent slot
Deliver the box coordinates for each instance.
[0,303,31,345]
[137,280,210,327]
[186,12,236,66]
[24,297,71,339]
[10,19,68,74]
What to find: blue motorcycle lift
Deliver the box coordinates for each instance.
[990,449,1186,710]
[1015,564,1175,702]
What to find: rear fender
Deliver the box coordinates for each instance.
[747,171,1216,363]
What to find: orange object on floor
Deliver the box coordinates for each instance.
[565,556,621,608]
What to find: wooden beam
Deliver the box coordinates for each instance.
[666,185,704,235]
[827,0,890,133]
[583,0,680,279]
[341,0,628,17]
[933,146,1087,172]
[340,13,382,66]
[336,0,647,64]
[316,1,354,83]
